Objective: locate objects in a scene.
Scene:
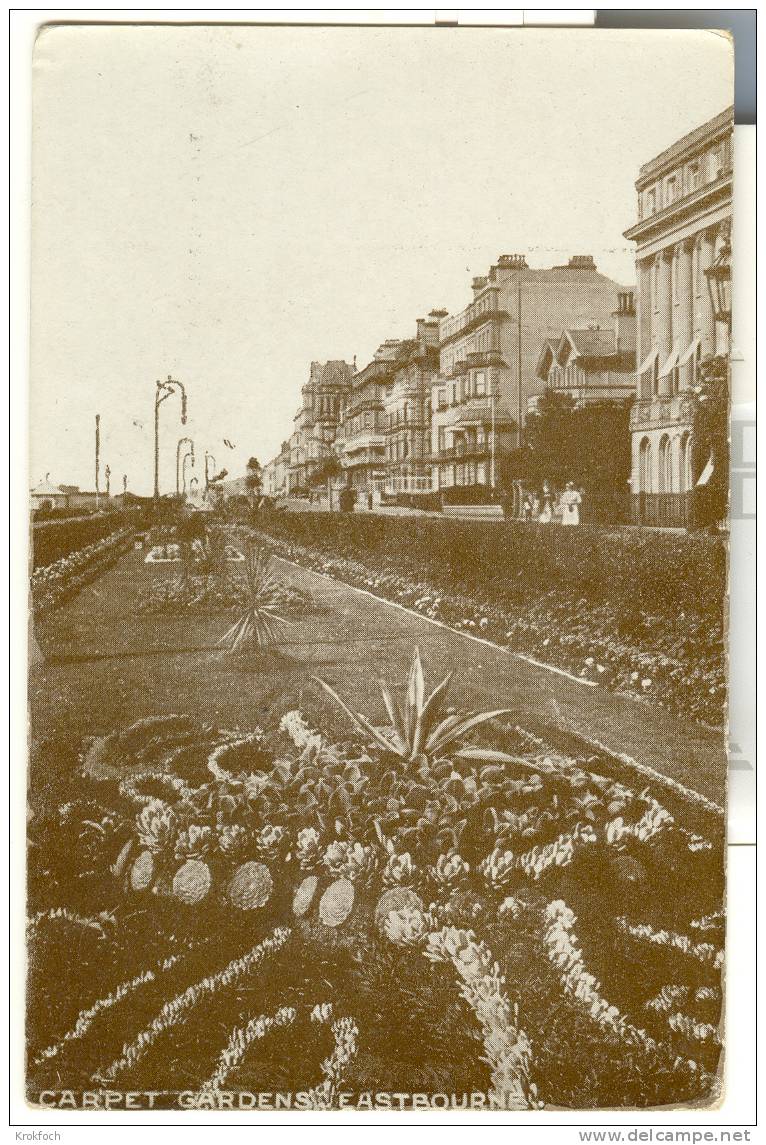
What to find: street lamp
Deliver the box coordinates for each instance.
[154,376,187,500]
[176,436,195,495]
[704,227,732,355]
[181,448,195,496]
[105,464,111,497]
[204,452,217,493]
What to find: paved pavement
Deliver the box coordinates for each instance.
[30,549,725,823]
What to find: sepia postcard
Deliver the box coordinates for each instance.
[25,22,735,1117]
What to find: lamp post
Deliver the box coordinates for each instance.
[704,225,732,356]
[105,464,111,497]
[181,448,195,496]
[204,452,217,493]
[154,376,187,500]
[490,380,496,494]
[176,436,195,496]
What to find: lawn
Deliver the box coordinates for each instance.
[27,542,725,1110]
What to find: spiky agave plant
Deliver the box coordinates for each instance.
[313,647,515,767]
[218,546,290,654]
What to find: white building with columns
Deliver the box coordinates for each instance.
[623,106,732,527]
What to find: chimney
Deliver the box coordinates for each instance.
[612,291,636,354]
[567,255,596,270]
[471,276,488,297]
[497,254,528,271]
[416,318,427,348]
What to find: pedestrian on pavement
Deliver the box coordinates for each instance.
[560,481,583,526]
[539,481,554,524]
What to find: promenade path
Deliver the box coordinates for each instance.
[29,548,725,814]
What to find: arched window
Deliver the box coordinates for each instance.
[658,435,673,493]
[639,437,651,493]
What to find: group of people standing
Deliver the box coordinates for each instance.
[521,480,583,526]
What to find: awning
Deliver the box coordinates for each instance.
[636,347,659,375]
[696,455,714,487]
[677,336,701,367]
[658,344,681,378]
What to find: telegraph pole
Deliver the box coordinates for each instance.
[95,414,101,510]
[516,270,524,449]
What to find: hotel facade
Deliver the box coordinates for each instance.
[430,254,628,495]
[623,106,733,526]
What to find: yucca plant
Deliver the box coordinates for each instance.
[218,546,290,654]
[313,647,516,767]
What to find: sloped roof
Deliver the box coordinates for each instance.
[566,329,616,357]
[30,476,64,496]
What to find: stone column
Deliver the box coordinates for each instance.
[698,228,717,359]
[636,259,653,400]
[676,239,694,391]
[656,251,673,396]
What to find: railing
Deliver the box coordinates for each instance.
[630,394,694,431]
[630,491,693,529]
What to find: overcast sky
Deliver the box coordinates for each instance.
[30,24,732,495]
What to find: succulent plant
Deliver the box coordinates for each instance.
[322,840,376,883]
[256,824,287,859]
[227,861,273,911]
[318,878,355,927]
[292,875,319,917]
[136,800,177,853]
[129,849,155,891]
[381,851,416,888]
[384,906,429,947]
[430,852,470,889]
[174,823,214,860]
[374,886,425,934]
[296,827,323,870]
[217,822,248,857]
[172,859,212,905]
[314,647,514,767]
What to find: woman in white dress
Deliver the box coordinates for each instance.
[560,481,582,526]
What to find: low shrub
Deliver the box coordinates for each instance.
[243,512,725,621]
[32,509,148,570]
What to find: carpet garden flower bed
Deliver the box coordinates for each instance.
[235,517,725,727]
[27,650,723,1110]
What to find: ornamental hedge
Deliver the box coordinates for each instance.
[253,512,726,622]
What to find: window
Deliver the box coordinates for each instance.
[710,146,723,180]
[646,188,656,215]
[437,388,447,410]
[665,175,677,204]
[688,161,700,190]
[475,371,487,396]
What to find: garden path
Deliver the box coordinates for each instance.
[29,548,725,813]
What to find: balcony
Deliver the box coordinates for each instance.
[426,444,513,463]
[630,393,694,432]
[443,398,516,428]
[343,432,385,453]
[439,308,509,349]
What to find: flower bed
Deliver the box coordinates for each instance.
[27,659,723,1109]
[235,521,725,727]
[30,529,135,615]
